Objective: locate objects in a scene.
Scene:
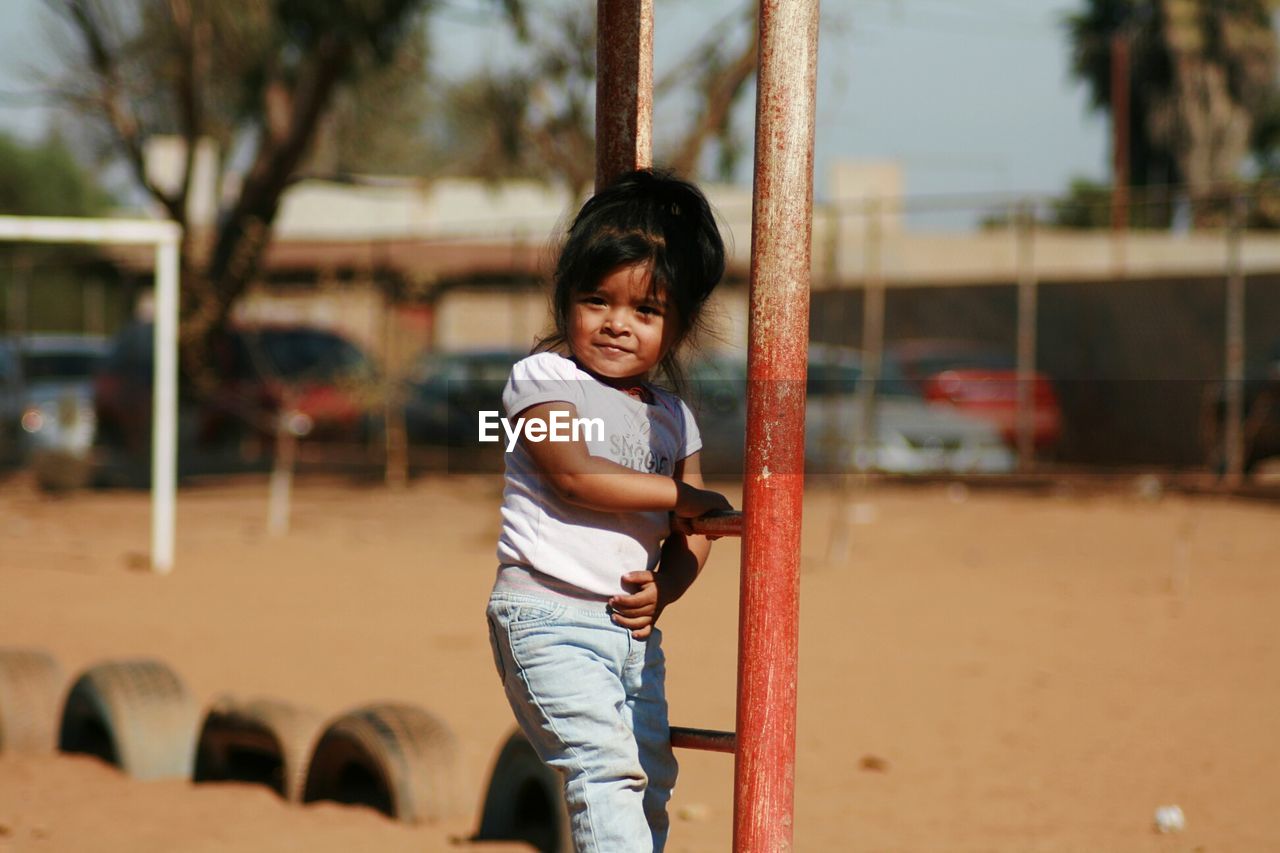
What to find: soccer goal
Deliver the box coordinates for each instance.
[0,215,181,574]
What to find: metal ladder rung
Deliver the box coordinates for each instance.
[670,726,736,754]
[672,510,743,538]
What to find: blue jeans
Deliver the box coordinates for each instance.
[486,591,677,853]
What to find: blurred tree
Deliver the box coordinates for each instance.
[1065,0,1278,227]
[659,4,758,181]
[425,4,597,195]
[1243,75,1280,226]
[0,130,120,334]
[1049,178,1115,229]
[309,22,435,176]
[41,0,757,374]
[40,0,443,385]
[0,129,115,216]
[427,2,758,197]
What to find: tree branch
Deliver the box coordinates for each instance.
[668,26,758,178]
[206,34,354,318]
[167,0,205,224]
[57,0,184,222]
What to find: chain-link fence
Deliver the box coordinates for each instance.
[4,184,1278,488]
[808,187,1280,485]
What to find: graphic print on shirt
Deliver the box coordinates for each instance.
[608,409,673,475]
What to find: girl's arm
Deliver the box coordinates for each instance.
[515,401,729,516]
[609,451,719,639]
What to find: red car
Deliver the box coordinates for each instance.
[94,323,382,469]
[887,339,1063,454]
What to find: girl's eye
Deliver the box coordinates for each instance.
[582,295,606,306]
[638,305,663,317]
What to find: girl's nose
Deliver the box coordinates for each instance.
[604,314,628,334]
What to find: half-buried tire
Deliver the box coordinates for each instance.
[302,702,459,824]
[0,647,65,755]
[194,695,324,802]
[475,727,570,853]
[58,658,199,780]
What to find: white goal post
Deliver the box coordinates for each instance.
[0,215,181,574]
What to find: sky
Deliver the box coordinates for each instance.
[0,0,1108,224]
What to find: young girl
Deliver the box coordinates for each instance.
[486,169,732,852]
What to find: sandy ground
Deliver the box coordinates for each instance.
[0,470,1278,852]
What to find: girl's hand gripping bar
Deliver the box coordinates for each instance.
[672,509,743,538]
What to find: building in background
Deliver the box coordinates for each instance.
[95,144,1280,468]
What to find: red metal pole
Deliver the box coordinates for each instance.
[735,1,819,850]
[595,0,653,190]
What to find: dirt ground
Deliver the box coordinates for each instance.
[0,470,1277,852]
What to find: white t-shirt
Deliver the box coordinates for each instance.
[496,351,703,596]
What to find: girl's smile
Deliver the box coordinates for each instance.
[569,263,675,390]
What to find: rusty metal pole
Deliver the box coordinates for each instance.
[596,0,653,190]
[735,1,819,850]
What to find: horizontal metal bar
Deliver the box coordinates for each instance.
[670,726,736,754]
[672,510,743,538]
[0,216,182,245]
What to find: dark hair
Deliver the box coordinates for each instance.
[536,168,726,384]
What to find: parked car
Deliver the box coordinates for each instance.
[0,335,110,489]
[94,323,383,474]
[683,353,751,476]
[886,338,1063,454]
[396,344,1013,477]
[402,348,522,448]
[9,333,109,454]
[1201,337,1280,475]
[807,343,1016,475]
[687,346,1015,477]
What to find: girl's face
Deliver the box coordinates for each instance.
[569,263,676,387]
